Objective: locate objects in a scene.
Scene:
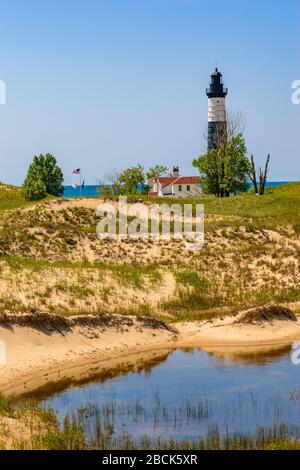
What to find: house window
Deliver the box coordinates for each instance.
[178,185,182,192]
[187,185,190,191]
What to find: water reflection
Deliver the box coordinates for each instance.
[201,344,292,365]
[27,343,294,401]
[38,342,300,443]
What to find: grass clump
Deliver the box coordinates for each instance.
[0,394,12,414]
[175,270,210,289]
[32,415,87,450]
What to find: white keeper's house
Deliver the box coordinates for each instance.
[148,167,202,198]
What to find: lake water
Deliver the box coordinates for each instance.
[41,346,300,445]
[63,182,291,198]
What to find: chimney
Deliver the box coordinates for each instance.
[172,166,180,177]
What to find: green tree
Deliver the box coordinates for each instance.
[118,164,145,194]
[22,176,47,201]
[193,134,250,197]
[98,163,169,197]
[96,183,112,198]
[22,154,64,200]
[146,165,169,179]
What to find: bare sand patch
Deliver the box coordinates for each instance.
[22,197,102,213]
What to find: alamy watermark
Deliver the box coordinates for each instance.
[96,197,204,251]
[291,341,300,365]
[291,80,300,105]
[0,81,6,105]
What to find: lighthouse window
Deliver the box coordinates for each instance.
[178,185,182,192]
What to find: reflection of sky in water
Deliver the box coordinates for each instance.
[42,348,300,441]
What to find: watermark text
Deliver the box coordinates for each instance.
[96,197,204,251]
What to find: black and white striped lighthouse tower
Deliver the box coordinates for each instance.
[206,68,228,150]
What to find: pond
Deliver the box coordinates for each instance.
[41,345,300,447]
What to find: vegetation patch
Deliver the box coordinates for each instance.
[175,270,210,289]
[0,184,51,211]
[236,304,297,324]
[0,311,176,334]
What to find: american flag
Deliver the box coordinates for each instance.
[72,168,81,174]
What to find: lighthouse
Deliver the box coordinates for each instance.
[206,68,228,150]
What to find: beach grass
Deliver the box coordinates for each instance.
[4,394,299,450]
[0,183,53,211]
[2,390,300,450]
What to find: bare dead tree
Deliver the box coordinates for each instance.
[248,154,270,195]
[97,169,122,197]
[203,110,245,149]
[258,154,270,195]
[226,110,245,141]
[248,154,258,194]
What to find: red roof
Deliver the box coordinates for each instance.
[153,176,200,185]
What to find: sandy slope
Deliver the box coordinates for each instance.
[1,314,300,397]
[178,316,300,357]
[0,318,177,397]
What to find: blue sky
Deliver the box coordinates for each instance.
[0,0,299,185]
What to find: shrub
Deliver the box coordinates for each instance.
[22,176,47,201]
[22,154,64,201]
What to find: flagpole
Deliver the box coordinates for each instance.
[72,169,81,195]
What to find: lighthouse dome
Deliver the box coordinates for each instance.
[211,68,222,77]
[206,68,228,98]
